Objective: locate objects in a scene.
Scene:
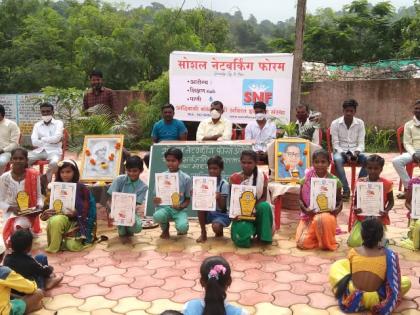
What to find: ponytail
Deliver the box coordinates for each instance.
[252,165,258,186]
[334,273,351,299]
[203,278,227,315]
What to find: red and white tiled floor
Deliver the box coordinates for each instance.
[6,153,420,314]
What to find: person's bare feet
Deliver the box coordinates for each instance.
[196,232,207,243]
[119,235,132,244]
[160,226,170,239]
[212,223,224,238]
[45,274,63,290]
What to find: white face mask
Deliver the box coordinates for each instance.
[255,113,266,121]
[210,109,221,120]
[42,115,53,123]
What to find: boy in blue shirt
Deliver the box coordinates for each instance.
[153,148,191,239]
[107,156,148,242]
[196,156,230,243]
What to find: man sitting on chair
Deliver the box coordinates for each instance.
[0,105,20,175]
[330,99,367,201]
[196,101,232,141]
[392,99,420,199]
[28,102,63,185]
[245,101,276,164]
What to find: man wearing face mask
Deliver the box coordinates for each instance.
[28,102,63,184]
[245,101,276,164]
[196,101,232,141]
[83,69,115,115]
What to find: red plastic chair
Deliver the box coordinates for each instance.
[33,129,69,174]
[231,127,246,140]
[396,125,415,191]
[326,128,358,194]
[318,128,323,144]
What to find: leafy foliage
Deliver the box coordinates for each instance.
[0,0,418,93]
[365,126,397,152]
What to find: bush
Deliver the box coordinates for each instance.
[365,126,397,153]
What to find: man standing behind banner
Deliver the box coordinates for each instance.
[245,101,276,164]
[83,69,115,115]
[196,101,232,141]
[0,105,20,175]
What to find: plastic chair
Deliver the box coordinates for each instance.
[396,125,415,191]
[326,128,358,194]
[33,129,69,174]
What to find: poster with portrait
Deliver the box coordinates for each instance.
[80,135,124,182]
[274,138,310,183]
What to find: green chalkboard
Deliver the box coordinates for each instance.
[145,141,252,217]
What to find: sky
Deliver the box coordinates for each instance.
[112,0,415,22]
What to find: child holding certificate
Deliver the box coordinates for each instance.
[348,154,394,248]
[153,148,192,239]
[196,156,230,243]
[296,149,343,251]
[230,150,273,248]
[0,148,43,245]
[401,177,420,250]
[107,156,148,241]
[41,160,97,252]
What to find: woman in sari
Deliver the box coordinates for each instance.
[230,150,273,248]
[0,148,43,245]
[40,160,96,252]
[330,218,411,314]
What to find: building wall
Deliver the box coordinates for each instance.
[301,78,420,129]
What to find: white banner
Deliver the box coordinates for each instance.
[169,51,293,124]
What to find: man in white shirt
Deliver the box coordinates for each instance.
[196,101,232,141]
[296,104,321,145]
[330,99,367,200]
[0,105,20,175]
[392,99,420,198]
[28,102,64,183]
[245,101,276,163]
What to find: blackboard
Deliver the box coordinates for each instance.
[145,141,252,217]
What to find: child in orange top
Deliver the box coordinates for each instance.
[348,154,394,247]
[296,149,343,251]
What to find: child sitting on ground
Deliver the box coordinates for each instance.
[348,154,394,247]
[153,148,192,239]
[3,229,62,290]
[196,156,230,243]
[107,156,148,243]
[183,255,248,315]
[296,149,343,251]
[0,239,44,315]
[401,176,420,250]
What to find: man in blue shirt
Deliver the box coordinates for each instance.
[151,104,188,143]
[144,104,188,168]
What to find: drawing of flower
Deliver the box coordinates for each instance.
[115,143,121,150]
[85,149,91,156]
[109,153,115,161]
[89,158,96,165]
[303,150,308,155]
[298,160,303,167]
[285,164,290,171]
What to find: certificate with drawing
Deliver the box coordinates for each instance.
[110,192,136,226]
[155,173,179,206]
[192,176,217,211]
[310,178,337,212]
[357,182,383,216]
[229,184,257,219]
[411,184,420,219]
[49,182,77,214]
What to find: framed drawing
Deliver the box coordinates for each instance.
[80,135,124,182]
[274,138,310,183]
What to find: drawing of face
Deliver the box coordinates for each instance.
[284,145,301,170]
